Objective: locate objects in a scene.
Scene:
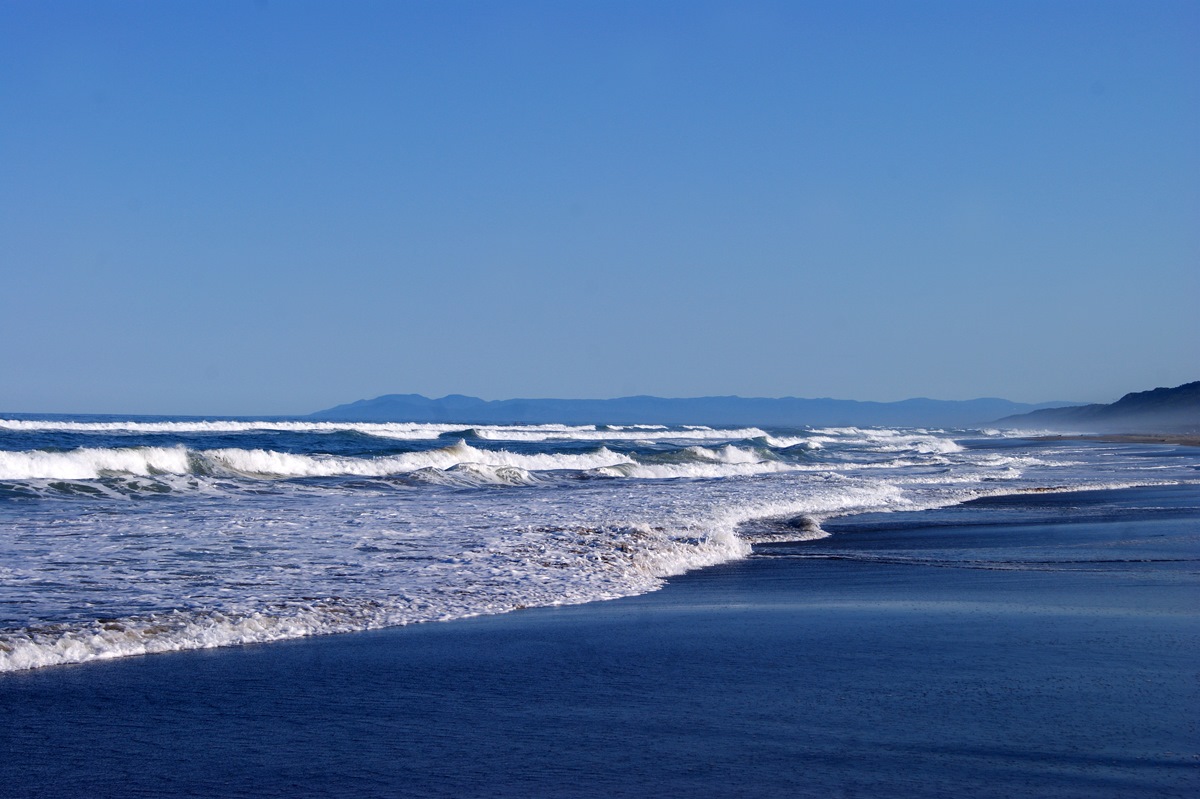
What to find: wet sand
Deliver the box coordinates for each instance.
[1033,433,1200,447]
[2,485,1197,798]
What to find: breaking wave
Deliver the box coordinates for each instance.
[804,427,965,454]
[0,479,925,672]
[0,442,809,483]
[0,418,767,442]
[0,446,193,480]
[5,417,1194,674]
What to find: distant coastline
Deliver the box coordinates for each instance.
[311,381,1200,432]
[310,393,1074,429]
[997,381,1200,434]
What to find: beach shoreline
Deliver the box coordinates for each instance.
[1032,433,1200,447]
[3,482,1197,798]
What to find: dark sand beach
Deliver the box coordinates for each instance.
[2,484,1197,798]
[1034,434,1200,447]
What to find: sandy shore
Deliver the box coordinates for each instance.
[2,484,1197,798]
[1033,433,1200,447]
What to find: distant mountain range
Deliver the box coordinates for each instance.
[310,393,1075,429]
[996,381,1200,433]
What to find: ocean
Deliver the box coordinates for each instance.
[2,416,1197,674]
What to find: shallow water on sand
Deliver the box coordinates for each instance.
[2,484,1196,798]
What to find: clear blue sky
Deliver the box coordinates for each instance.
[2,1,1197,415]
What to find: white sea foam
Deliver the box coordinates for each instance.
[205,441,807,482]
[0,443,631,480]
[0,474,926,672]
[3,476,1191,673]
[594,460,803,480]
[0,418,767,442]
[19,462,1112,676]
[762,435,822,449]
[204,442,634,477]
[680,444,766,463]
[4,419,1195,674]
[467,426,770,442]
[0,446,192,480]
[805,427,965,454]
[0,517,745,672]
[0,441,817,483]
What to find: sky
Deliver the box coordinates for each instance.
[2,1,1197,415]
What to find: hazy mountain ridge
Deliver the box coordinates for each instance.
[310,394,1074,428]
[996,381,1200,433]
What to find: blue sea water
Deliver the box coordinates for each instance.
[1,416,1197,672]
